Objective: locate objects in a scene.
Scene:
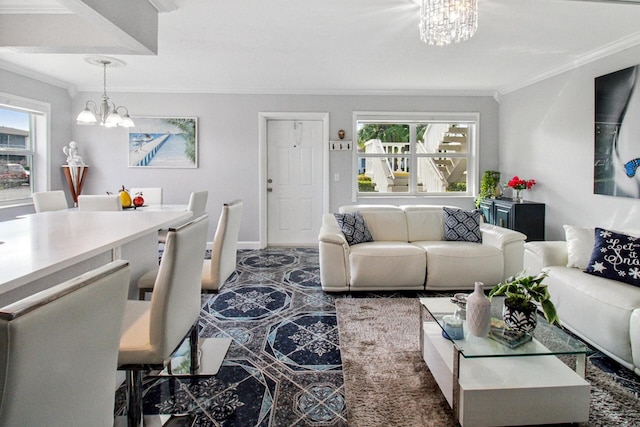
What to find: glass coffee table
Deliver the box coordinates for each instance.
[419,297,591,427]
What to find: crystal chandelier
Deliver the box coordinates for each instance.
[419,0,478,46]
[76,57,134,128]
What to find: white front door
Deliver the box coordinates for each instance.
[266,119,324,245]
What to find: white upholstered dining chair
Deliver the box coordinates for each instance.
[186,190,209,218]
[0,260,130,427]
[78,194,123,211]
[129,187,162,205]
[138,199,241,299]
[33,190,68,212]
[118,214,209,427]
[158,190,208,244]
[202,199,243,292]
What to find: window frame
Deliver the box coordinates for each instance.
[0,92,50,207]
[352,111,479,201]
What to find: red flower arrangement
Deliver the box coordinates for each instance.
[507,176,536,191]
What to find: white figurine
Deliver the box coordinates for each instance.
[63,141,84,166]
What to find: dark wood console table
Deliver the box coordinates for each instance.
[479,198,545,241]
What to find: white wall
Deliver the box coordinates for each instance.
[0,75,499,242]
[8,47,640,244]
[500,47,640,241]
[72,92,499,245]
[0,69,509,246]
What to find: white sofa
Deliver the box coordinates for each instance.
[318,205,527,292]
[524,226,640,375]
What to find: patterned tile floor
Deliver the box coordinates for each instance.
[115,247,640,426]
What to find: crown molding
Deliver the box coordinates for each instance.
[0,1,71,14]
[0,60,75,94]
[73,86,498,97]
[148,0,178,13]
[563,0,640,4]
[499,29,640,95]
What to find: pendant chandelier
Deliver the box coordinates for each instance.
[419,0,478,46]
[76,56,134,128]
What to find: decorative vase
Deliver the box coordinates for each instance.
[466,282,491,337]
[493,185,502,199]
[513,189,522,203]
[503,301,538,333]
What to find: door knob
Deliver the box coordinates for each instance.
[267,188,273,192]
[267,179,273,183]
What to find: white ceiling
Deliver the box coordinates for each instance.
[2,0,640,96]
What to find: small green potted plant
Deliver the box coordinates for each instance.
[475,170,501,208]
[488,271,559,333]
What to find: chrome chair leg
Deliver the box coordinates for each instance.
[190,323,199,375]
[126,369,144,427]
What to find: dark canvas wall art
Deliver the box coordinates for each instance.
[594,66,640,198]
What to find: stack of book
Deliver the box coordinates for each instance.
[488,318,532,348]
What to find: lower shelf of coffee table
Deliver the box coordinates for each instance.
[422,322,590,427]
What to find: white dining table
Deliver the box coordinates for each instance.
[0,205,192,305]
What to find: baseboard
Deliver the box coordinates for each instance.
[205,241,261,251]
[237,241,262,250]
[204,241,318,251]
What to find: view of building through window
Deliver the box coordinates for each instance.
[0,107,32,202]
[356,117,474,195]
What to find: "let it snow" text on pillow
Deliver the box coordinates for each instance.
[584,227,640,287]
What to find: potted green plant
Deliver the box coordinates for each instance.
[475,170,501,208]
[488,271,559,332]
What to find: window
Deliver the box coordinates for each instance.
[0,95,48,205]
[353,112,478,197]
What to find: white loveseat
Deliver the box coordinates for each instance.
[318,205,527,292]
[524,226,640,375]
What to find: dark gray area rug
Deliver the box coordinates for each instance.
[336,298,640,427]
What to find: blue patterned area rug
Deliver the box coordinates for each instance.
[336,298,640,427]
[118,247,346,426]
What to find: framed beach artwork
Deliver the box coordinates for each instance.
[128,117,198,168]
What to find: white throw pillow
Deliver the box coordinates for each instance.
[563,225,595,269]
